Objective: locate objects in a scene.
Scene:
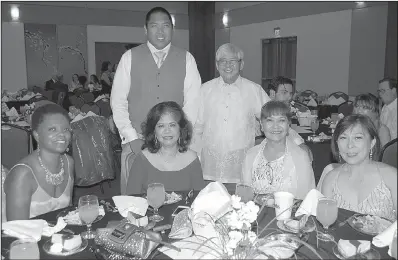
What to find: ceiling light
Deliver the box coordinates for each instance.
[222,13,228,27]
[11,6,19,20]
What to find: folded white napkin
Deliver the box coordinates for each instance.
[70,111,98,123]
[191,181,231,221]
[2,96,9,102]
[190,182,232,239]
[5,107,19,117]
[94,95,106,103]
[112,196,148,217]
[307,98,317,107]
[295,189,325,217]
[373,221,397,247]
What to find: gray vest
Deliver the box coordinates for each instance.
[128,44,186,132]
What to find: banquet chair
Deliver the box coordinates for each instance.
[41,90,54,101]
[379,138,397,168]
[328,92,349,102]
[81,102,101,115]
[96,99,112,118]
[69,95,85,109]
[81,92,95,103]
[337,101,353,116]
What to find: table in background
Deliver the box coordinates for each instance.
[1,191,391,260]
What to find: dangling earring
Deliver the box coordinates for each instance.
[155,137,158,145]
[177,137,181,146]
[369,149,373,160]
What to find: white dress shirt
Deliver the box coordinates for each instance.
[110,42,202,144]
[192,76,270,183]
[380,98,397,139]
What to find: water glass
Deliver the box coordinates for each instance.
[310,118,319,137]
[147,183,166,222]
[235,184,254,203]
[9,238,39,259]
[316,197,338,241]
[78,194,99,239]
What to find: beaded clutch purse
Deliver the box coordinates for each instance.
[168,208,192,239]
[94,219,161,259]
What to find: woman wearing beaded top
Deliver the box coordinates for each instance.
[320,114,397,221]
[242,101,315,200]
[4,104,74,220]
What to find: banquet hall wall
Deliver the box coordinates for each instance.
[1,2,395,96]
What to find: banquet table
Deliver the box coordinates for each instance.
[1,191,392,260]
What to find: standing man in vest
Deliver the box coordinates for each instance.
[111,7,202,195]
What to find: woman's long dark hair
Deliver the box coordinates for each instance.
[141,101,192,153]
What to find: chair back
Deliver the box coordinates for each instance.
[28,95,48,104]
[57,91,66,106]
[69,95,85,109]
[81,102,101,115]
[96,99,112,118]
[329,91,349,102]
[81,92,95,103]
[337,101,353,116]
[379,138,397,168]
[41,90,54,101]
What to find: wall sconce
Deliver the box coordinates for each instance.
[222,13,228,27]
[11,5,20,21]
[274,27,281,38]
[171,14,176,27]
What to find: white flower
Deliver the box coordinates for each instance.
[247,231,257,243]
[231,195,242,210]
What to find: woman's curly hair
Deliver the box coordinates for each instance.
[141,101,192,153]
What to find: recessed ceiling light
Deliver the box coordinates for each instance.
[11,6,19,20]
[222,13,228,27]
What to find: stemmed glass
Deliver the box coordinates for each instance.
[316,197,338,241]
[78,195,99,239]
[147,183,166,222]
[235,183,254,203]
[310,118,320,137]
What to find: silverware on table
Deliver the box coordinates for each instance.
[334,215,354,230]
[185,189,194,204]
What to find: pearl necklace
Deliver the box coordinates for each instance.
[37,151,64,186]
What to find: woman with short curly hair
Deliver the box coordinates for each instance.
[125,101,205,195]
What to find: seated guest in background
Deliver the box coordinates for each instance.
[46,73,68,104]
[353,93,391,146]
[267,76,313,161]
[101,61,113,93]
[68,74,83,92]
[110,63,118,82]
[4,104,74,220]
[191,43,269,191]
[320,114,397,221]
[378,78,397,139]
[45,73,58,91]
[88,74,102,92]
[242,101,315,199]
[78,75,87,89]
[125,101,205,195]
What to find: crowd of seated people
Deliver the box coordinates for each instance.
[1,6,396,223]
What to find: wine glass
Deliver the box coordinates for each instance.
[78,194,99,239]
[147,183,166,222]
[235,183,254,203]
[9,238,40,260]
[316,197,338,241]
[310,118,319,137]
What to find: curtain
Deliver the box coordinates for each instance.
[262,37,297,89]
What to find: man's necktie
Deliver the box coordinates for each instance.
[155,51,166,68]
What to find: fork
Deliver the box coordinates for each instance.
[185,189,194,204]
[332,215,354,230]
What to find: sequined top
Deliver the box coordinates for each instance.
[251,142,291,194]
[5,157,72,219]
[332,166,396,221]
